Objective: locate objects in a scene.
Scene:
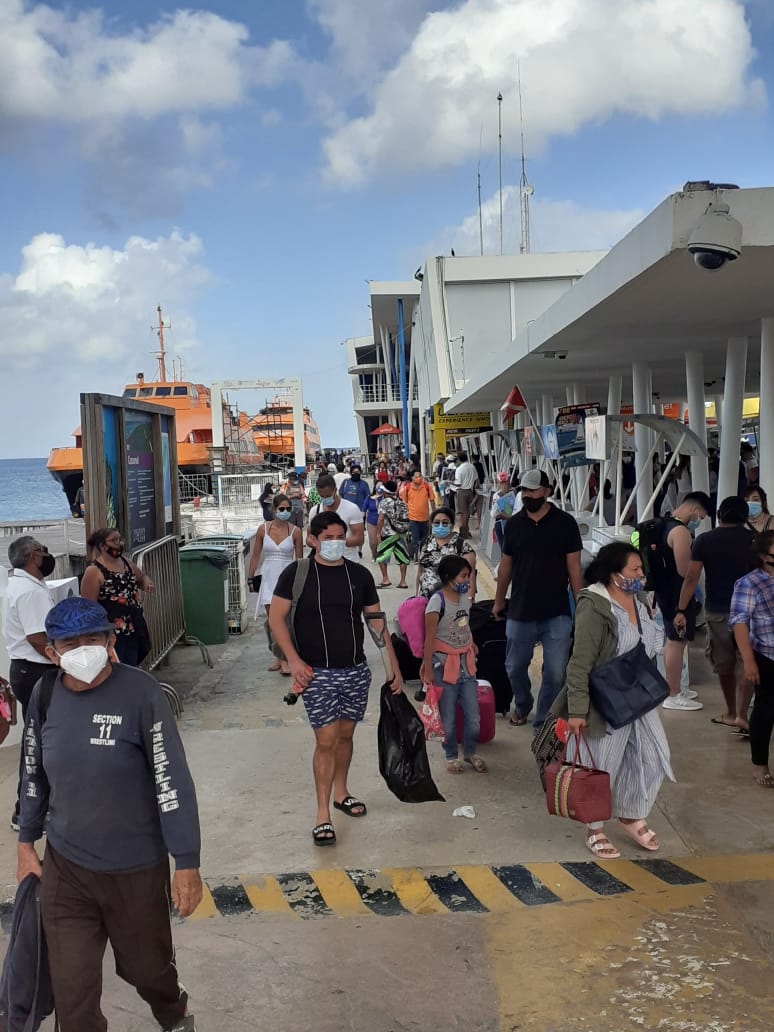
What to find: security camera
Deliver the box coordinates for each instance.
[687,200,742,271]
[557,351,568,360]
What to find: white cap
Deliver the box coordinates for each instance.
[327,463,337,472]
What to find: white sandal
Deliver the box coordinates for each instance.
[585,832,621,859]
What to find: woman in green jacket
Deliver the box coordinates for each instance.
[551,542,673,859]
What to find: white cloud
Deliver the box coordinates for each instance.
[443,185,646,256]
[0,1,292,125]
[322,0,765,184]
[0,229,210,366]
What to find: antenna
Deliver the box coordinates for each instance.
[151,305,172,382]
[497,92,504,255]
[518,65,533,255]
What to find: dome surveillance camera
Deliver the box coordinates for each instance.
[557,351,568,360]
[687,201,742,271]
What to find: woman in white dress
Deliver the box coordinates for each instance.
[248,493,303,674]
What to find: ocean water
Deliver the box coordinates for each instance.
[0,458,71,522]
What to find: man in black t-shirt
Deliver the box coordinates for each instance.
[675,496,755,731]
[270,511,403,848]
[493,470,583,730]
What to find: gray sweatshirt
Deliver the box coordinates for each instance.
[19,663,201,872]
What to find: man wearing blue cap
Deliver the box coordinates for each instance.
[16,596,201,1032]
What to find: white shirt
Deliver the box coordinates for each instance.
[454,461,479,491]
[3,570,55,663]
[309,498,364,562]
[333,472,348,491]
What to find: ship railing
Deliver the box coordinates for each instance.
[132,535,210,679]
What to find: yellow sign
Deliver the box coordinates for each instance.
[432,403,492,431]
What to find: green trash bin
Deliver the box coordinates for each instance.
[179,544,230,645]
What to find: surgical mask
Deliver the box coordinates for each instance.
[275,510,292,521]
[687,519,701,532]
[39,553,56,577]
[319,540,346,562]
[452,581,470,594]
[321,496,336,507]
[523,496,545,513]
[432,524,451,538]
[57,645,109,684]
[615,575,645,595]
[748,502,763,519]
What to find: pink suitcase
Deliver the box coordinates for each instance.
[456,680,496,745]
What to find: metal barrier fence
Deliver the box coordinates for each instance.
[132,535,210,672]
[217,472,276,507]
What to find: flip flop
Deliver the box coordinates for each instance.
[754,772,774,788]
[711,716,738,727]
[378,582,392,588]
[397,584,409,589]
[509,714,528,726]
[312,822,336,846]
[333,796,367,817]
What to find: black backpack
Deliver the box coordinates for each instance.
[634,516,678,591]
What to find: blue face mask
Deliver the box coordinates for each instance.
[748,502,763,519]
[275,510,292,521]
[687,519,701,532]
[432,524,451,538]
[319,539,346,561]
[615,575,644,595]
[452,581,470,594]
[321,496,336,507]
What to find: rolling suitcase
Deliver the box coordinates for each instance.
[470,601,512,715]
[456,679,496,745]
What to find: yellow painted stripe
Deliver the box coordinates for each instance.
[676,854,774,884]
[523,862,599,903]
[594,859,675,894]
[455,865,524,912]
[243,875,296,916]
[384,867,448,915]
[311,869,374,917]
[188,883,220,921]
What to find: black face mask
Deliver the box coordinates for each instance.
[39,553,56,577]
[106,546,123,558]
[523,496,545,513]
[351,473,361,481]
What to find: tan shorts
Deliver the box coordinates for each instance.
[705,611,738,676]
[455,488,476,518]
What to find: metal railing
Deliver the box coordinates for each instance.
[132,535,210,673]
[357,384,419,404]
[178,472,212,502]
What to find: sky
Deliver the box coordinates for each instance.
[2,0,774,458]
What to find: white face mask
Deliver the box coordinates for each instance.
[319,540,346,562]
[57,645,109,684]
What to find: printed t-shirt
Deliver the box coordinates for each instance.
[426,591,473,649]
[502,506,582,621]
[691,525,756,613]
[274,559,379,668]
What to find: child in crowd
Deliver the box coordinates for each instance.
[421,555,487,774]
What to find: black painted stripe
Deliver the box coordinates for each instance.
[491,865,561,906]
[633,859,706,886]
[275,872,332,918]
[208,882,253,916]
[346,869,409,916]
[425,872,489,913]
[560,861,634,897]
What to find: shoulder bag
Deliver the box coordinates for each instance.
[588,606,669,729]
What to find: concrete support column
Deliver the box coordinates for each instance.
[633,362,652,523]
[713,394,724,435]
[760,319,774,498]
[718,337,748,504]
[565,386,574,405]
[685,352,709,496]
[542,394,554,425]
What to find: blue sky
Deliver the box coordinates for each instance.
[2,0,774,459]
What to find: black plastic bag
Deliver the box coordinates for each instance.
[378,684,445,803]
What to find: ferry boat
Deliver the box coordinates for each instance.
[46,309,265,513]
[251,396,322,464]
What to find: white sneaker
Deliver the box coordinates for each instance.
[662,694,703,711]
[681,688,698,699]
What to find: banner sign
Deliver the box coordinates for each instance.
[555,403,601,466]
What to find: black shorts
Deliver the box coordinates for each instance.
[656,595,697,642]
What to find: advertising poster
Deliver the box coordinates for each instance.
[125,412,157,548]
[540,424,560,460]
[523,425,535,456]
[555,403,601,468]
[584,415,607,460]
[101,406,120,528]
[161,417,173,531]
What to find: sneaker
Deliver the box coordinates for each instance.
[167,1017,196,1032]
[413,688,427,703]
[662,694,703,711]
[681,688,698,699]
[9,812,18,833]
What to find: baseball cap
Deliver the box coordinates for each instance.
[497,472,509,483]
[520,469,550,491]
[327,463,337,472]
[45,597,114,641]
[446,455,456,464]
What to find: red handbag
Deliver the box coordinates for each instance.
[544,732,612,824]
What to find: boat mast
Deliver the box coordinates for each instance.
[518,65,533,255]
[152,304,172,382]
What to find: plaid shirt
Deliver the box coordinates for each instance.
[729,568,774,660]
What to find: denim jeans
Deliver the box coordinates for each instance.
[434,660,480,759]
[505,615,573,729]
[410,520,429,559]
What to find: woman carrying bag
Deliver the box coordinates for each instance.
[550,542,674,859]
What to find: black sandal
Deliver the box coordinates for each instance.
[333,796,367,818]
[312,822,336,845]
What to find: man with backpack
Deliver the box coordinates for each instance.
[270,511,403,847]
[637,490,711,711]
